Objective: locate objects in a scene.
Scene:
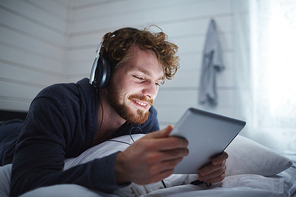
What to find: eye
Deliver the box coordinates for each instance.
[133,75,145,81]
[155,80,164,87]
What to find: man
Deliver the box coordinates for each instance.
[0,27,227,196]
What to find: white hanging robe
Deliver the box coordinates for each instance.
[198,19,224,106]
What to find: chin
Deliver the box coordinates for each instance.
[125,108,150,125]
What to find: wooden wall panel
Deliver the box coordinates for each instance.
[0,0,68,111]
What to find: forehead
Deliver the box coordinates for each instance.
[120,45,164,78]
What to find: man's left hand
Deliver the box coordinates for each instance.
[198,151,228,183]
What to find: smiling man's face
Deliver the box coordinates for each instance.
[107,45,164,125]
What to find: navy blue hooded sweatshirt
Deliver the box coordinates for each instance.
[0,78,159,197]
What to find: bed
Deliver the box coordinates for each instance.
[0,111,295,197]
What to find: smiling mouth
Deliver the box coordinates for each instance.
[133,100,149,108]
[129,95,153,109]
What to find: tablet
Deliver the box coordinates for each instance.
[169,108,246,174]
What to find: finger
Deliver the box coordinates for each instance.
[147,156,185,180]
[200,161,226,176]
[144,147,188,169]
[212,152,228,165]
[199,152,227,176]
[133,156,184,185]
[142,127,188,151]
[151,137,189,151]
[144,125,174,139]
[199,164,226,182]
[158,147,189,162]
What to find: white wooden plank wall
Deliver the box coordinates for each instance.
[0,0,68,111]
[0,0,244,129]
[67,0,237,129]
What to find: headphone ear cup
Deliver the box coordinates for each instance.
[93,56,111,89]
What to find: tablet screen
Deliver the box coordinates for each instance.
[170,108,246,174]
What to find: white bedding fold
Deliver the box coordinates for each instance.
[141,170,296,197]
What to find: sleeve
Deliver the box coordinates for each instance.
[10,97,127,197]
[0,119,23,166]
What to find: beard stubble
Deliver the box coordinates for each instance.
[107,80,153,125]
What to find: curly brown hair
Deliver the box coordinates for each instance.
[100,27,180,81]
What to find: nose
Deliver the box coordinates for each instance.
[142,80,158,100]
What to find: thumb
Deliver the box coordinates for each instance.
[145,125,174,139]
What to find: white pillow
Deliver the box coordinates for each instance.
[20,184,117,197]
[65,134,293,178]
[225,135,292,176]
[64,134,145,170]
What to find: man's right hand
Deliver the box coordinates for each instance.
[115,125,189,185]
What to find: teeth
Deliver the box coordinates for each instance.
[135,100,147,106]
